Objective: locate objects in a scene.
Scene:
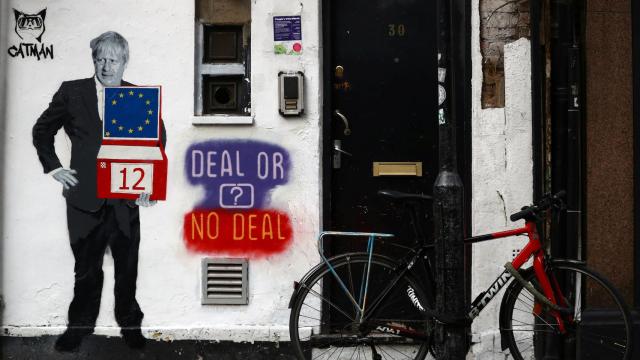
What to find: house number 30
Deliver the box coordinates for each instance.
[388,24,406,37]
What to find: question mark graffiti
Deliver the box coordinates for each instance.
[219,183,255,209]
[230,186,244,205]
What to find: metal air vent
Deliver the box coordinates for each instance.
[201,258,248,305]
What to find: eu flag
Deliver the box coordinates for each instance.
[103,86,160,140]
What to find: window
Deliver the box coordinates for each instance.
[195,0,251,123]
[204,25,242,63]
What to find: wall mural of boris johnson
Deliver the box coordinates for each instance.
[32,31,167,352]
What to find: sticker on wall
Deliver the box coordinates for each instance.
[184,140,293,257]
[7,9,54,60]
[273,15,302,55]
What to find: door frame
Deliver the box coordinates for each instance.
[633,0,640,309]
[320,0,472,287]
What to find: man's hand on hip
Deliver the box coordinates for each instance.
[135,193,157,207]
[52,169,79,190]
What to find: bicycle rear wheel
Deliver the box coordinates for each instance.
[501,261,632,360]
[289,253,433,360]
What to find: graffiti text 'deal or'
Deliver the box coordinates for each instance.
[186,141,290,209]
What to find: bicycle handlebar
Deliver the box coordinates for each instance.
[509,191,566,222]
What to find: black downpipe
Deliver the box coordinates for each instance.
[548,1,567,359]
[565,1,582,263]
[461,0,473,321]
[433,0,467,357]
[549,0,568,262]
[531,0,544,206]
[633,0,640,309]
[548,0,583,358]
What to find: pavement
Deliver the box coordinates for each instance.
[0,336,298,360]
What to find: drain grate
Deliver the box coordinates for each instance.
[201,258,248,305]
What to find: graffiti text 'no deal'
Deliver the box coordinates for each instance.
[184,209,293,256]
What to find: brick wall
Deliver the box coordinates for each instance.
[480,0,530,108]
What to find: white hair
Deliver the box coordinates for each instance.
[90,31,129,63]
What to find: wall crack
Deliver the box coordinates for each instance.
[496,190,507,226]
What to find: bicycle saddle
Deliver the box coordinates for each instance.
[377,190,433,202]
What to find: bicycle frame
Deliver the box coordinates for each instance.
[465,220,567,333]
[308,220,569,342]
[310,230,435,339]
[316,231,397,321]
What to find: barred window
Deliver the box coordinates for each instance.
[195,0,251,123]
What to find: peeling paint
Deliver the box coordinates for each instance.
[472,1,533,357]
[480,0,530,108]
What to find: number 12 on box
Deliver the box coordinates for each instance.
[111,163,154,194]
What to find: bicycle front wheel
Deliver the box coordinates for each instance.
[289,253,434,360]
[501,261,632,360]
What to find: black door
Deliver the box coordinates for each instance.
[325,0,438,256]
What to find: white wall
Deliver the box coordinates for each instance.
[469,0,533,357]
[2,0,534,354]
[2,0,321,341]
[0,0,10,321]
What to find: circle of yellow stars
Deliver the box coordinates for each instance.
[105,89,154,137]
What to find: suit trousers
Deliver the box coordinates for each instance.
[66,203,144,333]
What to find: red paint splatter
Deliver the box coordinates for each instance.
[183,209,293,257]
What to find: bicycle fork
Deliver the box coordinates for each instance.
[504,263,570,333]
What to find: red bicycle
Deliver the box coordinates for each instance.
[289,191,633,359]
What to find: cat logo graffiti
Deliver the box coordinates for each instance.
[7,8,54,60]
[14,9,46,42]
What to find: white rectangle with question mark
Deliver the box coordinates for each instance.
[219,183,255,208]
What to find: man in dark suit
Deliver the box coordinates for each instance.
[32,31,166,352]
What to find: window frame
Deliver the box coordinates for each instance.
[194,21,253,124]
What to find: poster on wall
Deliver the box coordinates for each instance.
[273,15,302,55]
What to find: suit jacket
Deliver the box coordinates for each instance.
[33,78,167,239]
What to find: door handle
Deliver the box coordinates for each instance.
[333,141,352,156]
[334,109,352,136]
[333,139,352,169]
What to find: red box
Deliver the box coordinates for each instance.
[97,144,167,200]
[96,86,167,200]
